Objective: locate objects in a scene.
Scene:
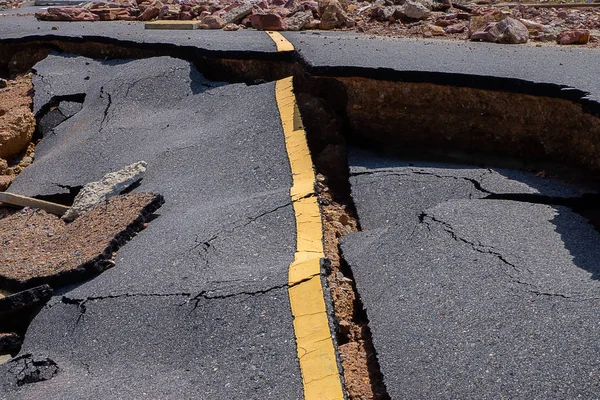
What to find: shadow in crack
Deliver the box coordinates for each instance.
[551,208,600,282]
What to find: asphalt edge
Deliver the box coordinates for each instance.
[1,31,598,115]
[276,76,345,400]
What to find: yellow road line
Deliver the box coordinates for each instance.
[276,76,345,400]
[266,31,295,52]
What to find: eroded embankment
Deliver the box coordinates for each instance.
[2,38,600,400]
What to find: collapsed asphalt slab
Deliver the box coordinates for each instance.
[341,148,600,398]
[1,54,303,398]
[284,31,600,109]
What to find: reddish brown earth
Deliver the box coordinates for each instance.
[0,74,36,192]
[319,175,389,400]
[0,193,163,289]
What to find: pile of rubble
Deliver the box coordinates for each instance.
[33,0,600,45]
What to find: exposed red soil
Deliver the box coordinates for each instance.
[0,74,36,192]
[319,176,388,400]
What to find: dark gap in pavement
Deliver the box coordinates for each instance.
[33,93,86,141]
[34,184,83,206]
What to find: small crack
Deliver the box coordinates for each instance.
[190,194,312,266]
[186,275,317,309]
[350,169,492,195]
[421,213,533,280]
[98,86,112,134]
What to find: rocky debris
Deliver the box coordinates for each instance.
[1,354,58,389]
[250,12,284,30]
[0,193,163,290]
[0,333,20,354]
[62,161,147,221]
[0,285,53,318]
[34,7,100,21]
[557,29,591,45]
[471,16,529,43]
[25,0,600,46]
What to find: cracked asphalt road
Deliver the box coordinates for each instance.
[1,54,303,398]
[341,148,600,398]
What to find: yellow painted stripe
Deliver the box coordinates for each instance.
[276,76,345,400]
[266,31,295,52]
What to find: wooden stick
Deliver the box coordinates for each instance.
[0,192,69,216]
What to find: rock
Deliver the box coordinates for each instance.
[488,17,529,44]
[0,175,13,192]
[435,17,458,27]
[468,9,503,38]
[413,0,433,10]
[557,29,590,45]
[0,112,35,160]
[0,159,7,174]
[222,22,240,30]
[399,0,430,20]
[534,28,559,42]
[372,5,402,21]
[430,0,451,11]
[199,14,225,29]
[426,23,446,35]
[221,3,253,24]
[471,17,529,44]
[320,0,350,29]
[306,18,320,28]
[285,10,312,30]
[90,7,123,21]
[35,7,100,21]
[444,23,465,33]
[138,5,160,20]
[250,12,284,30]
[62,161,147,221]
[557,10,567,19]
[519,18,543,32]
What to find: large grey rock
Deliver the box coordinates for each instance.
[62,161,147,221]
[400,0,430,20]
[472,17,529,44]
[221,3,253,24]
[285,11,312,30]
[488,17,529,44]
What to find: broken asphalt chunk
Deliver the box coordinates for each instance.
[0,285,53,318]
[62,161,147,221]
